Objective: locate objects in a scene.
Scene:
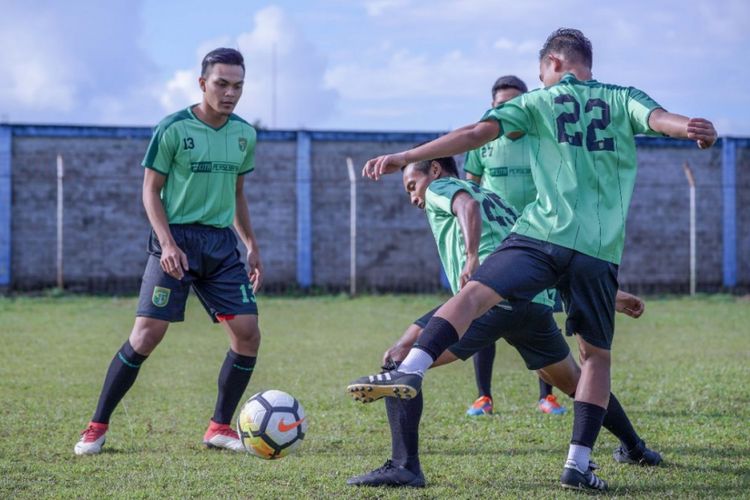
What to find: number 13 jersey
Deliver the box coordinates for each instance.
[482,73,662,264]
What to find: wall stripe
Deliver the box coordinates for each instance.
[296,131,313,288]
[722,137,737,288]
[0,126,11,288]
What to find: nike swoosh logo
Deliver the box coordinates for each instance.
[277,417,305,433]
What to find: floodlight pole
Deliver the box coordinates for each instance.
[346,157,357,297]
[56,154,64,290]
[682,162,696,296]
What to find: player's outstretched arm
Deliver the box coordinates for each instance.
[649,109,717,150]
[362,121,500,180]
[615,290,645,318]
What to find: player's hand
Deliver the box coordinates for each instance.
[687,118,717,150]
[382,343,410,367]
[459,254,480,289]
[615,290,645,318]
[247,249,263,293]
[160,242,188,280]
[362,152,407,180]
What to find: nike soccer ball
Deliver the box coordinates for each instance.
[237,389,307,459]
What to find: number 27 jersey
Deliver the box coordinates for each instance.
[482,73,662,265]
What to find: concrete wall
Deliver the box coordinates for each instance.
[3,125,747,293]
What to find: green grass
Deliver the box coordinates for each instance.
[0,294,748,498]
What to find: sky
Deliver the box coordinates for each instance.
[1,0,748,135]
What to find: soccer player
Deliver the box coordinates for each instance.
[347,155,660,488]
[350,28,717,491]
[74,48,263,455]
[463,75,565,418]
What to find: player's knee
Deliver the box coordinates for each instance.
[129,317,168,355]
[577,341,610,367]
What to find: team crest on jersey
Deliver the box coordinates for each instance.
[152,286,171,308]
[238,137,248,152]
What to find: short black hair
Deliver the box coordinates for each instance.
[539,28,593,69]
[404,157,459,178]
[201,48,245,77]
[491,75,528,98]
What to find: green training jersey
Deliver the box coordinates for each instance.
[463,134,536,214]
[425,177,554,307]
[142,106,257,228]
[482,73,662,264]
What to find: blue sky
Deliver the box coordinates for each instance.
[1,0,747,135]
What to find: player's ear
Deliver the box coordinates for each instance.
[198,76,207,92]
[430,160,441,178]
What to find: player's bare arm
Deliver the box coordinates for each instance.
[452,191,482,289]
[615,290,645,318]
[362,121,500,181]
[233,176,263,292]
[648,109,717,149]
[142,168,188,280]
[382,324,422,366]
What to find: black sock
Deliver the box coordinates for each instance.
[571,401,607,448]
[602,393,641,450]
[212,350,256,424]
[413,317,459,361]
[386,392,423,474]
[472,344,495,398]
[92,341,148,424]
[539,378,554,399]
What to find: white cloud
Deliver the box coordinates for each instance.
[159,6,338,128]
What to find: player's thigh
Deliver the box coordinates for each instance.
[129,316,170,355]
[503,303,571,371]
[471,234,562,303]
[135,255,191,323]
[193,261,258,323]
[560,253,618,350]
[222,313,261,346]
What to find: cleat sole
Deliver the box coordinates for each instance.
[346,383,418,403]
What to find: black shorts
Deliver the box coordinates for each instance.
[136,224,258,323]
[471,233,619,350]
[414,303,570,371]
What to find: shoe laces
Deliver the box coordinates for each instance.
[472,396,492,408]
[81,424,106,441]
[374,460,397,474]
[544,394,562,407]
[210,424,239,439]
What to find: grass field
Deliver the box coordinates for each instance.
[0,293,748,498]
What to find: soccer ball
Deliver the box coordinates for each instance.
[236,390,307,459]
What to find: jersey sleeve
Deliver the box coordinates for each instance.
[142,123,176,174]
[238,127,257,175]
[463,149,484,177]
[627,87,663,136]
[481,97,531,140]
[426,178,466,215]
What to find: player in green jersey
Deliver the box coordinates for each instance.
[75,48,263,455]
[347,155,660,488]
[350,28,717,491]
[463,75,566,418]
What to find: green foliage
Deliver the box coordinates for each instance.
[0,295,748,498]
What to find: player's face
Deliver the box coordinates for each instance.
[200,63,245,116]
[491,87,523,107]
[402,163,437,210]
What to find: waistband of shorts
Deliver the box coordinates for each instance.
[169,223,229,232]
